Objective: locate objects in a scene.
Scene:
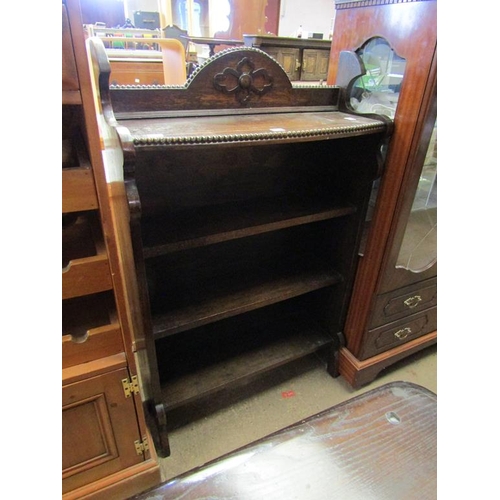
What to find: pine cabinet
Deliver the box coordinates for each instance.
[62,0,161,497]
[62,357,144,495]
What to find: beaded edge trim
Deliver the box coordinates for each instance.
[132,122,386,146]
[335,0,435,10]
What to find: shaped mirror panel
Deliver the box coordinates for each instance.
[396,118,437,272]
[349,36,405,119]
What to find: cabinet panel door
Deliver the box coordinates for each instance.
[379,96,437,293]
[265,47,300,81]
[301,49,330,81]
[62,368,143,494]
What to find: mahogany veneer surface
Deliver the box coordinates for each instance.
[130,381,436,499]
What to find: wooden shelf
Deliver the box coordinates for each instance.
[151,261,342,339]
[142,196,356,258]
[122,111,386,143]
[160,322,333,410]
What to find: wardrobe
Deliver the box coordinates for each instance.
[327,0,437,387]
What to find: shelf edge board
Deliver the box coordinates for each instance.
[160,330,334,411]
[143,205,357,258]
[152,269,343,340]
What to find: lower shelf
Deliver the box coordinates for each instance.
[157,307,335,411]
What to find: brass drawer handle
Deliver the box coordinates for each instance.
[403,295,422,309]
[394,327,412,340]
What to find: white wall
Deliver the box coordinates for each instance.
[124,0,162,21]
[278,0,335,39]
[123,0,337,39]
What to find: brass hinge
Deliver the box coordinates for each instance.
[134,437,150,455]
[122,375,139,398]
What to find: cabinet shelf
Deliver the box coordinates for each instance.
[151,260,342,339]
[142,196,356,258]
[159,314,333,410]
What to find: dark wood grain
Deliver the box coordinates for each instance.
[328,0,438,386]
[131,381,437,500]
[88,39,391,448]
[108,47,342,118]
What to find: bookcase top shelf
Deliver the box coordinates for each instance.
[123,111,386,148]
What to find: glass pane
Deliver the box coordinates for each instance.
[172,0,205,36]
[396,120,437,272]
[351,37,406,245]
[349,37,406,119]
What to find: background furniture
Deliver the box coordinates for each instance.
[83,26,187,86]
[327,0,437,388]
[134,10,160,30]
[182,35,243,56]
[107,53,165,86]
[131,381,437,499]
[108,37,187,85]
[244,34,331,81]
[92,44,391,455]
[62,0,161,497]
[163,24,188,51]
[84,25,162,48]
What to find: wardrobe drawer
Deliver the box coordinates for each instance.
[359,307,437,360]
[370,278,437,329]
